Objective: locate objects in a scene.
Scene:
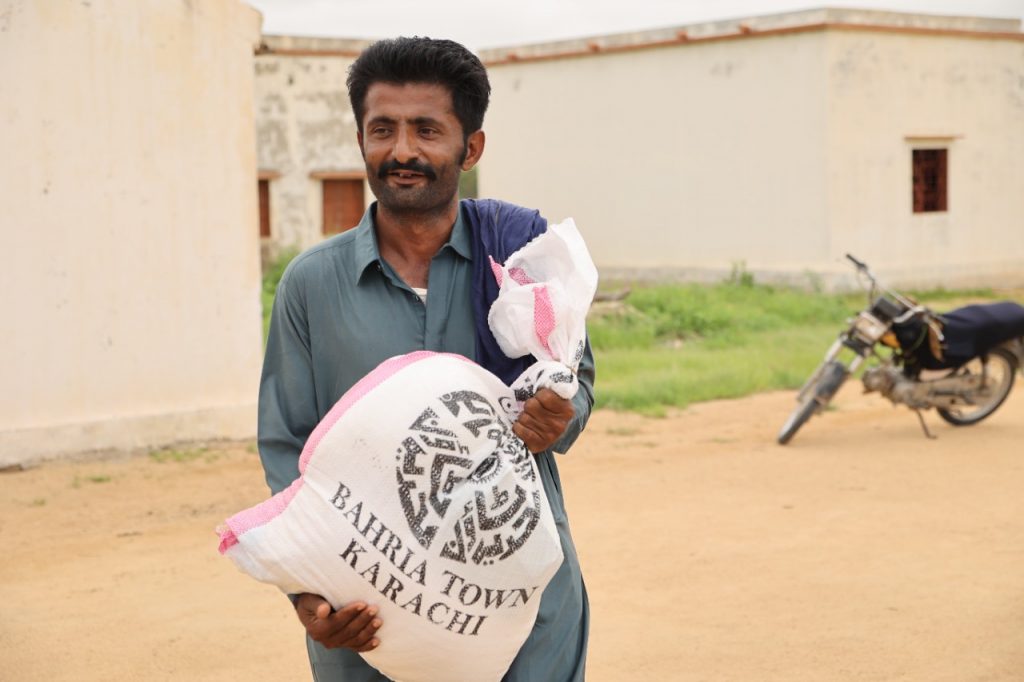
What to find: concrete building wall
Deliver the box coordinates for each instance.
[478,9,1024,289]
[481,30,830,283]
[823,29,1024,288]
[0,0,264,465]
[255,36,373,255]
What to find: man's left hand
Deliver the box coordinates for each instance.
[512,388,575,454]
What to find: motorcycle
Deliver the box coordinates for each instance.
[778,254,1024,444]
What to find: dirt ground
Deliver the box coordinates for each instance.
[2,383,1023,682]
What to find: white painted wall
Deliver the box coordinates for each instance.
[824,30,1024,288]
[481,32,830,283]
[479,10,1024,289]
[0,0,264,464]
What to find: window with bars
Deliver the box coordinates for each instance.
[912,148,947,213]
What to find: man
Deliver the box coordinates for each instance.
[258,36,594,681]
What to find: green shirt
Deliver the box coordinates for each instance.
[258,202,594,681]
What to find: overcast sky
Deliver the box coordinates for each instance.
[244,0,1024,50]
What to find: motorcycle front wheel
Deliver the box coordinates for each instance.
[777,360,849,445]
[937,348,1017,426]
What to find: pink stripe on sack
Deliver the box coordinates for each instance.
[218,528,239,552]
[218,475,304,554]
[533,286,556,358]
[508,267,535,286]
[298,351,446,473]
[489,256,503,287]
[218,351,475,554]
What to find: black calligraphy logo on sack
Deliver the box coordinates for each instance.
[512,366,575,403]
[395,390,541,565]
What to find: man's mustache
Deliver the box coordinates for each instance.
[378,160,437,181]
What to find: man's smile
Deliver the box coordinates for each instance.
[389,170,426,184]
[378,160,438,184]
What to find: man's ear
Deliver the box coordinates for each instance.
[461,130,485,171]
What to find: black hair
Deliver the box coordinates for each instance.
[347,37,491,139]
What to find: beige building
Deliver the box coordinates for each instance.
[254,35,374,258]
[478,9,1024,289]
[0,0,265,465]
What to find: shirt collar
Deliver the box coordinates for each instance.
[445,204,473,261]
[355,201,473,282]
[353,204,381,281]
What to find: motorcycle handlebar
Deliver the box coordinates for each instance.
[843,253,917,313]
[845,253,868,271]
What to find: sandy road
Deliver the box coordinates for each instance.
[2,383,1023,681]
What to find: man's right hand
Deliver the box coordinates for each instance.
[295,593,382,652]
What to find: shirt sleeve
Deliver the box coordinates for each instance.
[551,336,595,455]
[257,265,319,495]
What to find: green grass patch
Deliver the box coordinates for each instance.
[589,282,859,415]
[907,286,996,302]
[262,249,299,341]
[588,282,859,351]
[149,447,214,464]
[594,323,840,415]
[605,426,641,437]
[71,474,112,488]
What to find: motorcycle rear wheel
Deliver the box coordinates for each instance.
[937,348,1017,426]
[778,361,849,445]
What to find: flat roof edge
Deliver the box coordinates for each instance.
[479,7,1022,65]
[259,34,376,56]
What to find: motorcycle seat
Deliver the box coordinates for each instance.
[939,301,1024,362]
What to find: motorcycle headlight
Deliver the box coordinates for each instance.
[852,312,889,342]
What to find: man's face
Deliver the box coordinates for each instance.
[358,82,483,216]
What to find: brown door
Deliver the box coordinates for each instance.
[323,179,365,234]
[258,179,271,237]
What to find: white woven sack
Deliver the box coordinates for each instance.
[489,217,599,421]
[218,351,564,682]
